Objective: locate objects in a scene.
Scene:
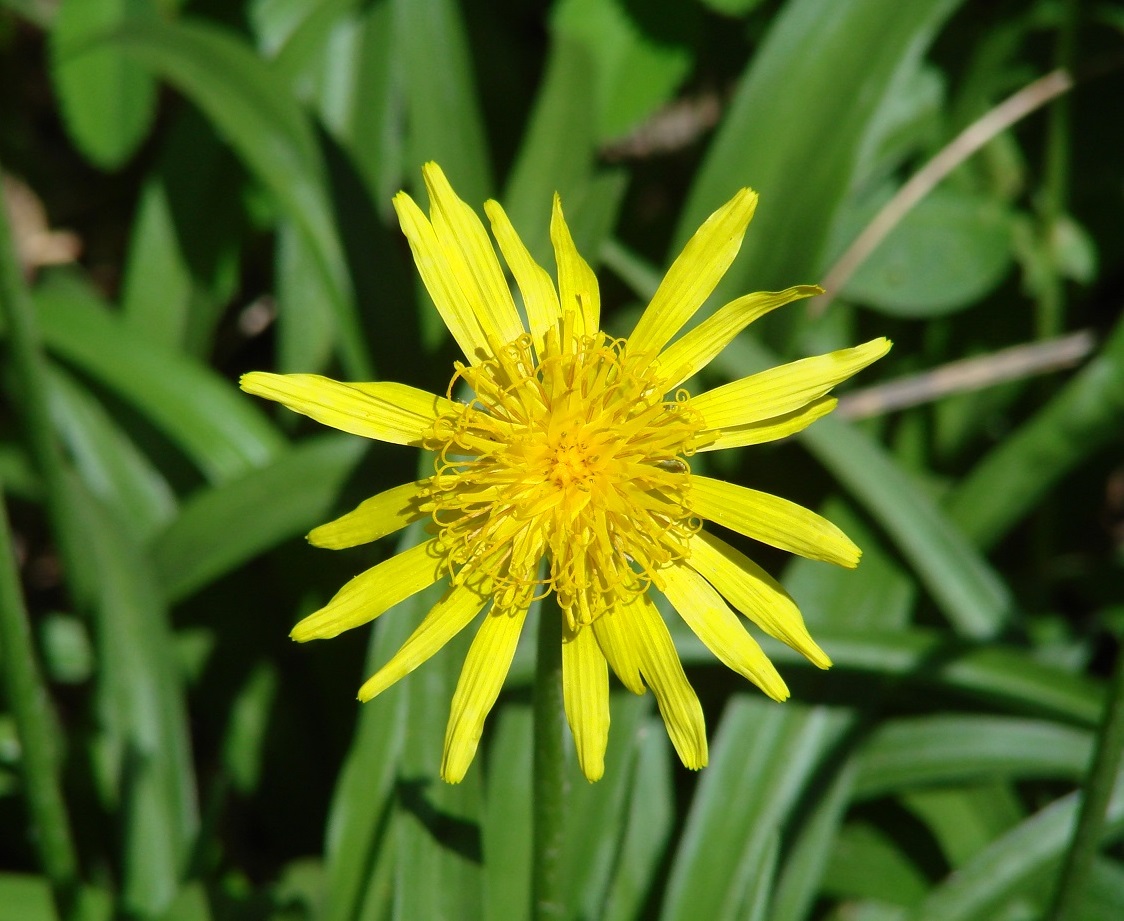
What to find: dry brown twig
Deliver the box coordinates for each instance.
[836,329,1095,420]
[815,68,1074,315]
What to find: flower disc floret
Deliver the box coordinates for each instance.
[427,323,704,629]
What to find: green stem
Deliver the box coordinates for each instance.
[531,598,566,921]
[1047,641,1124,921]
[0,488,85,921]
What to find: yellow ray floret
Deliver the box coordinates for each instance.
[241,162,890,783]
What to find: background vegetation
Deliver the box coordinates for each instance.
[1,0,1123,919]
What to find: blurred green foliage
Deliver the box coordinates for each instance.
[1,0,1123,919]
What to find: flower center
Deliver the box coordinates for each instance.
[425,325,703,626]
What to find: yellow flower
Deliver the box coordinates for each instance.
[242,163,890,783]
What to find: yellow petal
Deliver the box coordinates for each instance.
[308,480,430,549]
[422,163,525,346]
[357,581,488,702]
[550,194,599,338]
[393,190,490,362]
[484,199,561,353]
[624,593,707,770]
[697,397,837,452]
[693,338,891,430]
[591,607,645,695]
[441,603,529,783]
[291,539,443,641]
[562,623,610,782]
[655,285,822,389]
[688,532,830,668]
[660,563,789,701]
[628,188,758,358]
[241,372,453,446]
[690,476,861,568]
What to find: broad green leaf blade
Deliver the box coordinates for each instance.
[322,510,445,921]
[503,34,598,266]
[822,822,930,907]
[110,16,373,378]
[660,701,850,921]
[48,364,177,541]
[904,772,1124,921]
[552,0,696,141]
[74,480,198,918]
[391,615,484,921]
[566,693,651,921]
[710,337,1012,639]
[853,715,1093,800]
[33,274,285,483]
[947,314,1124,549]
[393,0,492,204]
[672,628,1103,726]
[902,784,1024,869]
[840,188,1014,317]
[769,758,858,921]
[601,718,675,921]
[483,704,533,921]
[0,874,112,921]
[121,110,244,355]
[150,434,365,603]
[276,220,337,373]
[50,0,157,169]
[677,0,963,299]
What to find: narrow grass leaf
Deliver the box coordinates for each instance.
[854,715,1094,800]
[483,704,533,921]
[905,772,1124,921]
[677,0,963,301]
[710,337,1011,638]
[109,16,373,378]
[150,434,365,603]
[601,719,675,921]
[33,274,285,482]
[660,701,849,921]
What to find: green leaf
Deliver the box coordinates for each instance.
[275,220,337,373]
[839,188,1014,317]
[120,110,244,354]
[74,481,198,918]
[33,273,286,483]
[697,0,766,15]
[822,822,930,906]
[483,704,533,921]
[904,775,1124,921]
[552,0,695,140]
[48,364,177,540]
[677,0,964,299]
[946,313,1124,549]
[394,0,492,204]
[391,616,484,921]
[150,434,365,603]
[671,628,1103,726]
[0,874,112,921]
[503,34,599,267]
[601,718,675,921]
[50,0,157,169]
[565,693,651,920]
[710,336,1012,639]
[660,701,850,921]
[110,16,374,378]
[321,511,446,921]
[853,715,1093,799]
[769,758,858,921]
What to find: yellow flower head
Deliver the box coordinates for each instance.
[242,163,890,783]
